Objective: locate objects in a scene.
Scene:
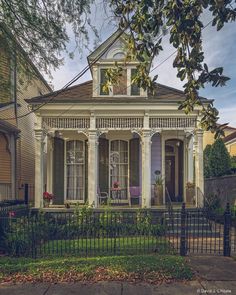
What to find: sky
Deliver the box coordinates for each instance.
[49,2,236,127]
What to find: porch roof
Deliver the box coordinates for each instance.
[25,80,212,105]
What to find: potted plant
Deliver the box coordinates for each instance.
[186,182,195,205]
[154,174,164,206]
[113,181,120,189]
[43,192,54,208]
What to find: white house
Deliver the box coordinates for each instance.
[26,31,209,209]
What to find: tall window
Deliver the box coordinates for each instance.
[66,140,85,201]
[131,68,140,96]
[110,140,128,198]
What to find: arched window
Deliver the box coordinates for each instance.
[113,52,125,59]
[66,140,85,201]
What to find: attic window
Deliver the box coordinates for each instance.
[113,52,125,59]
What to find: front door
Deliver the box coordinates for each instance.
[165,156,175,202]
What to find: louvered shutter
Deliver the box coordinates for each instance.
[53,137,64,204]
[129,138,140,186]
[99,138,109,193]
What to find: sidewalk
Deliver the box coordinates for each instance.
[0,256,235,295]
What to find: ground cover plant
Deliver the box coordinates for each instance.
[0,255,192,284]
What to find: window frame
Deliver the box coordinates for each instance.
[64,139,85,203]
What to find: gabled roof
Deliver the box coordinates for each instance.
[26,80,211,104]
[0,119,20,134]
[223,130,236,144]
[87,29,126,63]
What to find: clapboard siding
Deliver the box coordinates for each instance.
[0,45,11,103]
[151,134,162,184]
[0,35,51,200]
[0,133,11,182]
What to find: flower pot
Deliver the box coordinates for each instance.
[154,185,163,205]
[43,201,50,208]
[186,187,195,205]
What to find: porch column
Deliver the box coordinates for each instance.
[141,130,151,208]
[187,135,194,183]
[87,130,98,208]
[195,129,204,207]
[34,116,45,208]
[46,135,53,193]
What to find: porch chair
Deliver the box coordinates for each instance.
[129,186,141,207]
[97,188,108,206]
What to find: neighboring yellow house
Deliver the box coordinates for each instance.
[223,131,236,156]
[203,125,236,154]
[0,23,52,202]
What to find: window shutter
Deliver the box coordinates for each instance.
[131,69,140,96]
[53,137,64,204]
[129,138,140,186]
[100,69,109,95]
[99,138,109,193]
[85,139,88,202]
[113,69,127,95]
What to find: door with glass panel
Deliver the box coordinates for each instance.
[110,140,128,200]
[66,140,85,202]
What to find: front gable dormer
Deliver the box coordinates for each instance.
[88,30,148,98]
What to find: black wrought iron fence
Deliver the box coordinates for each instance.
[0,204,235,258]
[0,201,29,218]
[0,209,171,258]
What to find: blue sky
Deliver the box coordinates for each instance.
[49,3,236,126]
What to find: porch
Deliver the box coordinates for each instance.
[34,114,204,208]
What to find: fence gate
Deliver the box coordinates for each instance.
[165,203,235,256]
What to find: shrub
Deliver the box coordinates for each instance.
[209,138,231,177]
[204,144,212,178]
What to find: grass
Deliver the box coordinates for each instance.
[38,237,174,256]
[0,254,193,283]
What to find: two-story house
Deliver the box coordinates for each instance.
[26,30,210,208]
[0,23,52,202]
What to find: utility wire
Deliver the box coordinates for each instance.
[1,28,126,121]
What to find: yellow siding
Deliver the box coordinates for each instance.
[227,143,236,156]
[203,131,215,148]
[0,45,11,103]
[0,133,11,183]
[16,75,50,200]
[0,34,51,201]
[203,127,236,152]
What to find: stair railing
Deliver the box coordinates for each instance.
[165,187,174,231]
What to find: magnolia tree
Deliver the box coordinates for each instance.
[0,0,236,133]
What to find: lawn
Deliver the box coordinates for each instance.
[0,254,192,284]
[37,237,174,256]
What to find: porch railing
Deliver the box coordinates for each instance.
[150,117,196,129]
[96,117,144,129]
[43,117,90,129]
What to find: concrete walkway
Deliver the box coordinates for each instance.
[0,256,235,295]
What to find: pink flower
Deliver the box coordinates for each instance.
[9,211,15,217]
[43,192,54,200]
